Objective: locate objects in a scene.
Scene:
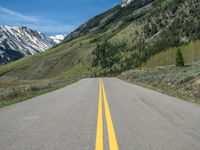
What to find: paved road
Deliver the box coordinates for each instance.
[0,78,200,150]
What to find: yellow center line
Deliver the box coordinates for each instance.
[101,79,119,150]
[95,79,103,150]
[95,79,118,150]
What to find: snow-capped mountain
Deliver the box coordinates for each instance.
[49,34,66,44]
[0,25,56,64]
[121,0,133,7]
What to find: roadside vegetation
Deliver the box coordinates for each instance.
[119,40,200,104]
[0,85,56,108]
[0,63,89,108]
[0,75,83,108]
[119,61,200,104]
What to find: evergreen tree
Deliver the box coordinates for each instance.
[175,49,184,67]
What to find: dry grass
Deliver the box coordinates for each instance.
[119,62,200,104]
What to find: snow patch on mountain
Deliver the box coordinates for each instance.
[0,25,56,64]
[121,0,133,7]
[49,34,66,44]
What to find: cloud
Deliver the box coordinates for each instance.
[0,6,76,35]
[0,6,38,22]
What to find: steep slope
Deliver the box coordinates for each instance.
[49,34,66,44]
[64,0,155,43]
[0,25,56,64]
[90,0,200,75]
[0,0,199,80]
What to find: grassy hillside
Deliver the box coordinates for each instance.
[0,0,200,106]
[91,0,200,75]
[1,0,200,79]
[0,35,93,107]
[0,0,156,80]
[142,40,200,67]
[0,35,93,80]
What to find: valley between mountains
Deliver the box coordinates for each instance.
[0,1,200,149]
[0,0,200,106]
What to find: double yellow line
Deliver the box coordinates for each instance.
[95,79,118,150]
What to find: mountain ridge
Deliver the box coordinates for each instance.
[49,34,66,44]
[0,25,56,64]
[0,0,199,80]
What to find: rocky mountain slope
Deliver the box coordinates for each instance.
[0,0,199,80]
[49,34,66,44]
[0,25,56,64]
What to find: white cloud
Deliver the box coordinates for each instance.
[0,6,76,35]
[0,6,38,22]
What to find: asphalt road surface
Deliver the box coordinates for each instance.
[0,78,200,150]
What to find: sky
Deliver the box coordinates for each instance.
[0,0,121,36]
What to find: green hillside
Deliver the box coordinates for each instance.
[0,35,93,80]
[0,0,156,80]
[141,40,200,67]
[90,0,200,75]
[0,0,199,99]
